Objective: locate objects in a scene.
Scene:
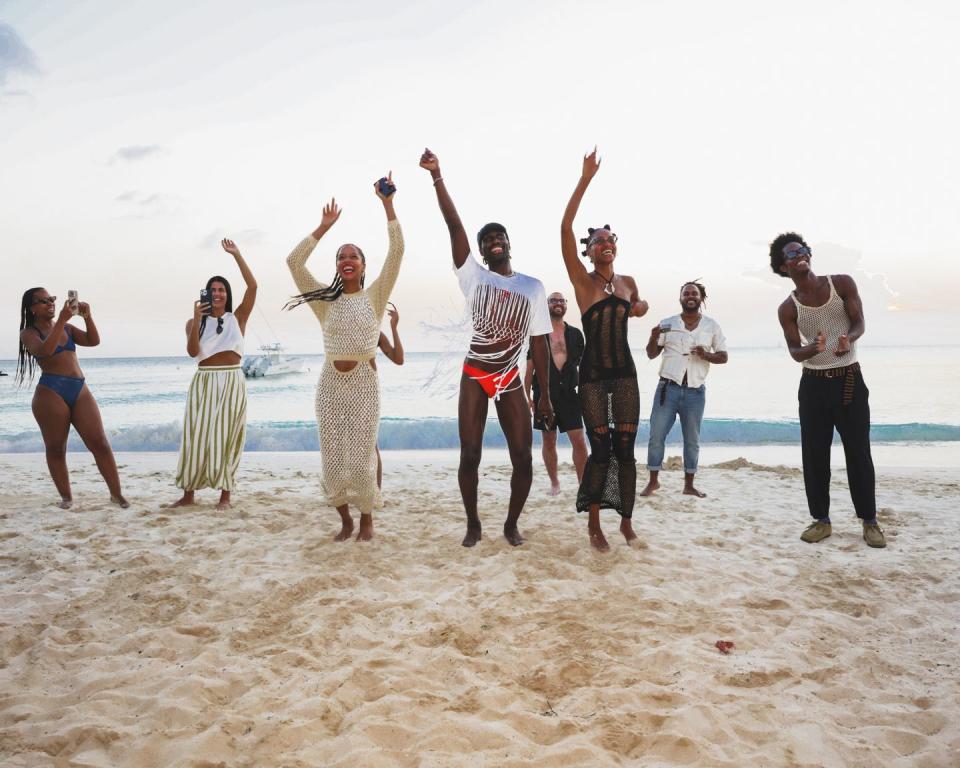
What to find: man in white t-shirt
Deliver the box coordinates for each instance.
[420,148,554,548]
[640,281,727,498]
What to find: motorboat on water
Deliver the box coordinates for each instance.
[242,343,305,378]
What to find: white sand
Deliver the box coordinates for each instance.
[1,450,959,767]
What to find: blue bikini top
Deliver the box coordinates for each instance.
[33,325,76,359]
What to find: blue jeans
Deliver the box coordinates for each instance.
[646,379,706,474]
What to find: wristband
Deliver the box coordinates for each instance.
[433,176,443,186]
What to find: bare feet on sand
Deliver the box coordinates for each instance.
[57,497,73,510]
[503,523,525,547]
[216,491,232,510]
[111,495,130,509]
[355,513,373,542]
[588,507,610,552]
[639,479,660,497]
[548,484,561,497]
[682,485,707,498]
[462,522,482,548]
[620,517,637,543]
[164,492,196,509]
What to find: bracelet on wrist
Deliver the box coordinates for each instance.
[433,176,443,186]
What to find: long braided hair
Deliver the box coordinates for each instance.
[285,244,366,309]
[16,287,44,387]
[580,225,617,258]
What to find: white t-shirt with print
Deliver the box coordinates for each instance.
[456,252,552,369]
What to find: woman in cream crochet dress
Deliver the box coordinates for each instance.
[286,175,403,542]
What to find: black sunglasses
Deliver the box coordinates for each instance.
[216,317,224,334]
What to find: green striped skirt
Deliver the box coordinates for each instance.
[176,365,247,491]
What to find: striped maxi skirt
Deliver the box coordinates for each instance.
[176,365,247,491]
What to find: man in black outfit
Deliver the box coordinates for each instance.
[524,292,588,495]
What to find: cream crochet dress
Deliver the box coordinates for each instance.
[287,219,404,513]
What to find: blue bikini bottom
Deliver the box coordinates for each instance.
[38,373,86,409]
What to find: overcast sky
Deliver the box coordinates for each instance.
[2,0,958,357]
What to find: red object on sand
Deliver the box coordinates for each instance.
[715,640,735,654]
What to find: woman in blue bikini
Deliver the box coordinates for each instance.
[16,287,128,509]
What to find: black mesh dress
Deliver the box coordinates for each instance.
[576,295,640,517]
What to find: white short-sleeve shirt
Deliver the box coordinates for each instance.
[656,314,726,388]
[456,253,552,350]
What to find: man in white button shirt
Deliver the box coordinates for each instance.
[640,281,728,498]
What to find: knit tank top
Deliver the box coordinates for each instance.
[791,276,857,370]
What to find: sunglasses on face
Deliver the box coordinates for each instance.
[784,246,811,261]
[32,296,57,306]
[590,235,618,247]
[548,299,567,304]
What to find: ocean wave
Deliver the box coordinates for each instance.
[1,418,959,453]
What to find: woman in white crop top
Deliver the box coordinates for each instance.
[168,237,258,510]
[286,175,404,543]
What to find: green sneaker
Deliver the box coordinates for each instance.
[801,520,832,543]
[863,522,887,548]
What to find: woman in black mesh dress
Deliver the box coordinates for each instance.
[560,149,649,551]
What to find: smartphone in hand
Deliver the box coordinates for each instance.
[200,289,211,315]
[67,290,79,315]
[377,177,396,198]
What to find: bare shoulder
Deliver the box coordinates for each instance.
[778,295,797,322]
[831,273,858,295]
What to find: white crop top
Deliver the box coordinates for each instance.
[193,312,244,362]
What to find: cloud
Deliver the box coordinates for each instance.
[110,144,164,163]
[198,229,267,249]
[113,189,180,216]
[0,23,39,87]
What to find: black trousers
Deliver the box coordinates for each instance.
[798,369,876,521]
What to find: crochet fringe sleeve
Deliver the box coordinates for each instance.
[286,235,329,324]
[365,219,405,318]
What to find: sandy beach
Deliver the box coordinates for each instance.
[1,450,959,767]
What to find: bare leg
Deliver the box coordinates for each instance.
[587,504,609,552]
[620,516,637,542]
[541,429,560,495]
[217,490,232,509]
[70,387,128,507]
[683,472,706,497]
[568,428,588,483]
[334,504,354,542]
[376,445,382,489]
[458,373,488,547]
[496,387,533,546]
[356,513,374,542]
[32,386,73,507]
[640,470,660,496]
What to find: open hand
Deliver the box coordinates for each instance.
[835,334,850,356]
[321,198,342,228]
[582,147,601,180]
[221,238,241,258]
[419,148,440,173]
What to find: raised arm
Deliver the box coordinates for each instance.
[561,149,602,302]
[286,198,341,323]
[366,174,405,317]
[221,238,258,332]
[833,274,865,355]
[70,302,100,346]
[778,298,825,363]
[420,148,470,269]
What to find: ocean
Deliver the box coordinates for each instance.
[1,346,958,453]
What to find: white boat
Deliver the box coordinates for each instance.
[242,343,305,378]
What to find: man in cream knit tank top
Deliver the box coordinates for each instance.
[771,232,886,549]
